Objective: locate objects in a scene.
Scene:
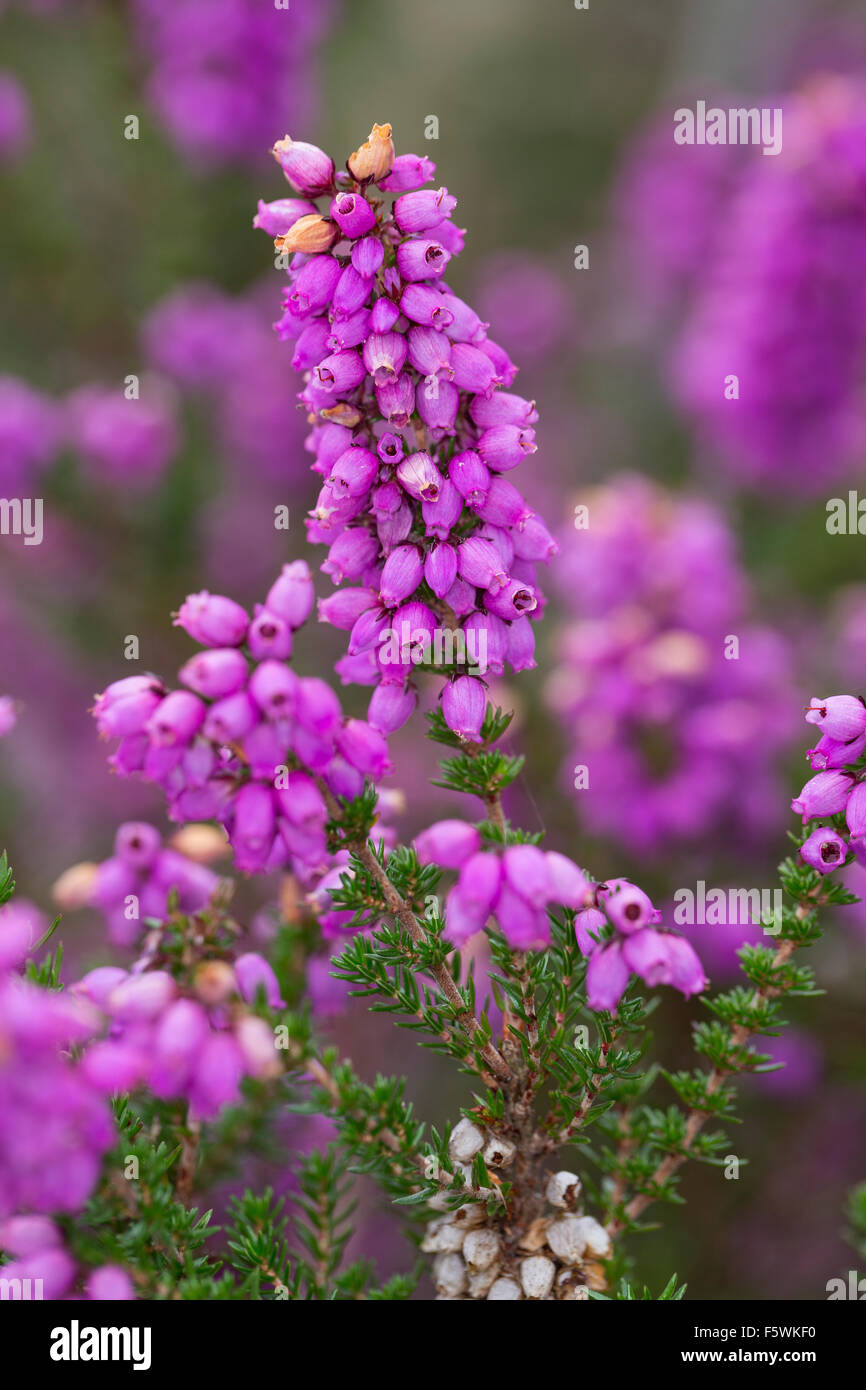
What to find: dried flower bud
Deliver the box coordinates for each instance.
[193,959,237,1005]
[51,861,99,910]
[520,1255,555,1299]
[546,1215,587,1265]
[468,1264,501,1298]
[448,1117,485,1163]
[169,823,229,864]
[487,1276,522,1301]
[421,1217,466,1254]
[433,1251,467,1297]
[463,1228,499,1272]
[571,1215,611,1258]
[482,1134,516,1167]
[545,1169,582,1209]
[348,122,395,183]
[275,215,339,255]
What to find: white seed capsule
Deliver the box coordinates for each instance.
[463,1228,500,1272]
[572,1215,611,1258]
[468,1263,500,1298]
[421,1216,466,1254]
[520,1255,555,1300]
[482,1134,516,1168]
[545,1170,582,1209]
[547,1215,587,1265]
[434,1251,468,1297]
[448,1117,485,1164]
[487,1276,522,1301]
[451,1202,485,1228]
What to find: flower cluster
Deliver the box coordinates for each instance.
[92,563,391,882]
[617,79,866,490]
[0,371,179,494]
[795,694,866,871]
[426,1134,611,1301]
[0,974,114,1218]
[548,476,793,856]
[85,821,222,948]
[255,124,555,741]
[415,819,706,1011]
[72,946,285,1122]
[0,1215,134,1301]
[129,0,335,167]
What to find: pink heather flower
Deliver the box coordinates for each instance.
[805,695,866,742]
[86,1266,136,1301]
[575,907,606,957]
[0,695,17,737]
[621,927,671,987]
[234,952,286,1010]
[846,781,866,837]
[0,976,113,1218]
[548,475,793,859]
[800,826,848,873]
[662,934,708,998]
[0,375,62,491]
[174,591,250,647]
[0,73,31,164]
[586,941,630,1013]
[252,127,552,736]
[67,381,179,489]
[441,676,486,743]
[791,770,854,822]
[415,820,480,870]
[0,899,45,973]
[597,879,661,936]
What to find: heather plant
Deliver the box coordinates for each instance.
[0,124,858,1303]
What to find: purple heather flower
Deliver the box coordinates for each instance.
[548,475,793,858]
[597,879,661,936]
[272,138,335,196]
[800,826,848,873]
[0,695,16,738]
[0,976,113,1218]
[174,591,250,647]
[441,675,486,743]
[586,941,630,1013]
[846,781,866,837]
[86,1266,136,1301]
[805,695,866,742]
[234,952,286,1010]
[415,820,481,870]
[67,381,179,489]
[791,770,854,822]
[0,73,31,164]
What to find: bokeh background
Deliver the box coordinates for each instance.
[1,0,865,1298]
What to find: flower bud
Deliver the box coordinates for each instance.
[546,1170,582,1209]
[520,1255,555,1300]
[274,215,339,255]
[791,769,853,821]
[487,1276,522,1300]
[51,860,99,910]
[433,1251,467,1297]
[441,675,486,743]
[805,695,866,742]
[347,122,395,183]
[271,136,335,196]
[463,1228,499,1272]
[179,648,249,699]
[800,826,848,872]
[174,591,249,647]
[448,1117,485,1163]
[252,197,318,236]
[329,192,377,238]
